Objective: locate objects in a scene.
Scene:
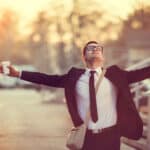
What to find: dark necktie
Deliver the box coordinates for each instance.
[89,71,98,122]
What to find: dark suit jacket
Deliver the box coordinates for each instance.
[21,65,150,140]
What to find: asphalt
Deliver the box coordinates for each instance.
[0,89,133,150]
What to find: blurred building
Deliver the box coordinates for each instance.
[105,29,150,68]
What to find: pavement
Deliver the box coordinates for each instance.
[0,89,134,150]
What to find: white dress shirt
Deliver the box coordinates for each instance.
[75,67,118,130]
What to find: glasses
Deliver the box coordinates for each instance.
[86,45,103,51]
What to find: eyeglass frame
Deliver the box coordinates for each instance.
[85,44,103,52]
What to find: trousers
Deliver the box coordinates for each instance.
[82,126,121,150]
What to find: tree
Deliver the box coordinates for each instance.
[114,5,150,66]
[119,6,150,39]
[27,11,51,72]
[0,9,19,61]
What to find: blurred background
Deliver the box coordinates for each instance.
[0,0,150,149]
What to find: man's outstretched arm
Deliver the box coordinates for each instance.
[125,66,150,84]
[21,71,68,88]
[0,64,68,88]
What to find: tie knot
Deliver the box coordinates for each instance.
[90,70,96,76]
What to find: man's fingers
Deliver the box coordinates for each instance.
[0,63,19,77]
[8,65,12,70]
[7,65,20,77]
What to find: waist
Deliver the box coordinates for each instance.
[87,125,118,134]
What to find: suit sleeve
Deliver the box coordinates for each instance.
[20,71,68,88]
[125,66,150,84]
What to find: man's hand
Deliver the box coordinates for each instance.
[0,63,20,78]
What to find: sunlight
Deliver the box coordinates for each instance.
[0,0,150,36]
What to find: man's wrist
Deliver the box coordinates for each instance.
[18,71,22,78]
[14,70,22,78]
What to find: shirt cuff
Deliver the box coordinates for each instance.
[19,71,22,78]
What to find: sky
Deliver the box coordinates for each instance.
[0,0,150,35]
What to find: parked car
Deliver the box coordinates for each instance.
[0,75,17,88]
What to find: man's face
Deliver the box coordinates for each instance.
[84,43,104,64]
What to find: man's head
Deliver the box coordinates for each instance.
[82,41,105,67]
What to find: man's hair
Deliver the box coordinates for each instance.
[83,41,99,56]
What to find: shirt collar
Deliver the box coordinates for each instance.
[85,67,102,76]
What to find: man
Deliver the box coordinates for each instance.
[0,41,150,150]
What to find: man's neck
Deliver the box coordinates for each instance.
[86,62,103,70]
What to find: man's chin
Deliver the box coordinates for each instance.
[87,57,103,63]
[90,57,102,61]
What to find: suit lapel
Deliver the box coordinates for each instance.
[73,68,85,86]
[105,66,121,89]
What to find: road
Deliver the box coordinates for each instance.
[0,89,133,150]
